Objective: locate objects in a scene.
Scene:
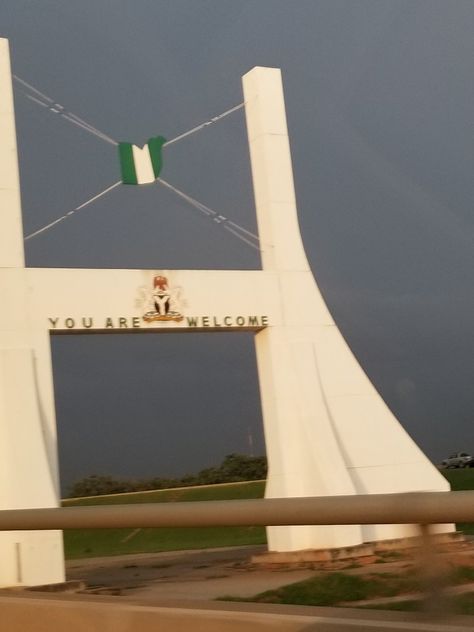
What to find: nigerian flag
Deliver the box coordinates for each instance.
[118,135,166,184]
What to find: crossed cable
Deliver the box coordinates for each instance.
[15,75,260,251]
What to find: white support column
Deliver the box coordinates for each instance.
[0,38,64,586]
[0,39,24,268]
[243,67,362,551]
[243,66,452,551]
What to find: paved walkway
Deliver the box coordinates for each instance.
[66,545,317,601]
[65,540,474,606]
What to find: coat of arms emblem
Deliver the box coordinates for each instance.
[142,275,184,322]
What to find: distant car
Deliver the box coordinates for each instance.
[441,452,474,468]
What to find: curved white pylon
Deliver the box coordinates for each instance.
[243,66,452,551]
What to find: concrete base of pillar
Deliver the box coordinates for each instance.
[251,532,466,568]
[373,531,465,552]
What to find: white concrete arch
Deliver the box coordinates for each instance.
[0,39,451,586]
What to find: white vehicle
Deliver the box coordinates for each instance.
[441,452,473,468]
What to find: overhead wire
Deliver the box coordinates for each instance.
[223,225,261,250]
[13,75,118,146]
[157,178,260,250]
[16,75,260,250]
[13,75,55,104]
[164,102,244,147]
[24,181,121,241]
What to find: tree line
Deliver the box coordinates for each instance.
[67,453,267,498]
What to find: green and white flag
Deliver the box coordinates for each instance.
[118,135,166,184]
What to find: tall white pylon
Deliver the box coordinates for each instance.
[243,66,452,550]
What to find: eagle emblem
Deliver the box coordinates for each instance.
[142,275,184,322]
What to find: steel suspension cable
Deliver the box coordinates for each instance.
[14,75,118,146]
[164,103,244,147]
[17,75,259,248]
[24,181,121,241]
[157,178,261,250]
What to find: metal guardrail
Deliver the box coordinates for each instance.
[1,490,473,629]
[0,491,472,530]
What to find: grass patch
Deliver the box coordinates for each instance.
[441,468,474,491]
[440,469,474,534]
[449,593,474,615]
[62,471,474,559]
[452,566,474,584]
[219,570,421,607]
[220,565,474,614]
[62,481,266,559]
[63,480,265,506]
[65,525,265,559]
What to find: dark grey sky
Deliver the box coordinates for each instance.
[1,1,473,493]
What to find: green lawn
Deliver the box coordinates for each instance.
[61,468,473,559]
[219,567,474,613]
[442,468,474,491]
[219,570,421,607]
[440,468,474,534]
[64,525,266,559]
[63,480,265,507]
[62,481,266,559]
